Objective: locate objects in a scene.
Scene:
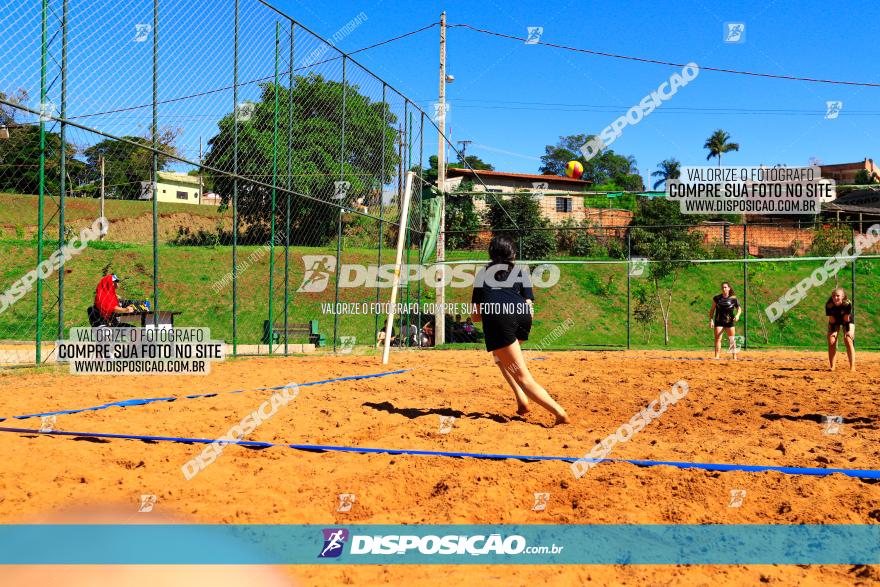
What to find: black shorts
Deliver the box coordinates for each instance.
[482,313,532,352]
[828,322,854,335]
[715,320,735,329]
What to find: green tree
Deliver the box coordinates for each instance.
[82,129,179,200]
[445,180,483,249]
[205,75,398,246]
[0,88,29,127]
[853,169,878,185]
[0,131,79,197]
[629,198,703,344]
[651,158,681,189]
[703,129,739,166]
[539,134,642,189]
[0,88,84,196]
[487,191,555,259]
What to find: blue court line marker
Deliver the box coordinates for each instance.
[1,425,877,480]
[0,369,411,422]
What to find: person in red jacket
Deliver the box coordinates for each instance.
[93,274,135,326]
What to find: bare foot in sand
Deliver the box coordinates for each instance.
[554,413,571,426]
[517,404,530,416]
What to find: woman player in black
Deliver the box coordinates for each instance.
[708,281,742,359]
[471,236,570,425]
[826,287,855,371]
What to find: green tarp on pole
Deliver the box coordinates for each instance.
[419,185,442,264]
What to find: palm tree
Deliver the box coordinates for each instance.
[703,129,740,166]
[651,158,681,189]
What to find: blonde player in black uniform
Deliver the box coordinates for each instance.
[826,287,856,372]
[709,281,742,359]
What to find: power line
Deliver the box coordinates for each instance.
[63,22,439,122]
[449,22,880,88]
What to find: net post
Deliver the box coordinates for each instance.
[383,171,415,364]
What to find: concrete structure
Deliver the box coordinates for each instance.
[445,167,591,224]
[139,171,210,205]
[819,158,880,184]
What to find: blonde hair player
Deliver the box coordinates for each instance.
[826,287,856,372]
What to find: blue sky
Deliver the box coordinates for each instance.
[274,0,880,186]
[3,0,878,189]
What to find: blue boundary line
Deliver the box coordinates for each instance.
[1,369,411,422]
[1,425,877,479]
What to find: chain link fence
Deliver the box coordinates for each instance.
[437,214,879,351]
[0,0,432,364]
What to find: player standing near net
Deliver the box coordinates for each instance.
[708,281,742,359]
[826,287,856,372]
[471,235,570,426]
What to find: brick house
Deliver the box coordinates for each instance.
[444,167,591,223]
[819,158,880,184]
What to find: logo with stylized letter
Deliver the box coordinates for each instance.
[337,493,356,512]
[724,23,745,43]
[318,528,349,558]
[823,415,843,435]
[825,101,843,120]
[138,494,157,513]
[438,415,455,434]
[333,181,351,200]
[532,492,550,511]
[728,489,746,508]
[629,257,649,277]
[298,255,336,293]
[525,27,543,44]
[134,23,152,42]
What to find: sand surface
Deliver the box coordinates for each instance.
[0,349,877,585]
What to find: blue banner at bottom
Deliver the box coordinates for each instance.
[0,524,877,564]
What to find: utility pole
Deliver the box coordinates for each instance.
[99,154,105,240]
[435,11,447,347]
[457,139,472,163]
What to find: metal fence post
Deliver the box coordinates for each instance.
[232,0,239,355]
[417,111,424,336]
[851,224,856,319]
[58,0,68,342]
[333,56,347,352]
[626,230,631,350]
[267,21,280,355]
[36,0,48,363]
[375,84,386,339]
[151,0,159,328]
[333,209,342,352]
[284,21,294,355]
[743,221,748,349]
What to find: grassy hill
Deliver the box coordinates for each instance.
[2,238,877,351]
[2,192,878,351]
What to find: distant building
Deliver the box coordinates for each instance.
[139,171,213,205]
[445,167,591,223]
[819,158,880,184]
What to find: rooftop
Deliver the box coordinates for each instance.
[447,167,591,185]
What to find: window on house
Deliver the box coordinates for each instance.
[486,188,502,193]
[176,191,188,200]
[556,197,572,213]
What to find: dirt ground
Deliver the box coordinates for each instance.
[0,349,877,586]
